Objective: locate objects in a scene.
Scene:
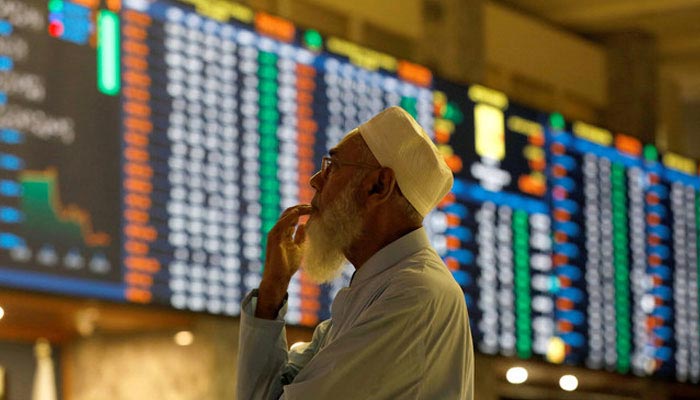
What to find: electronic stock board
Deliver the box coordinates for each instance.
[0,0,698,384]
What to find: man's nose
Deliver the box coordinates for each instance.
[310,170,323,191]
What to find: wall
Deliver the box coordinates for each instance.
[61,316,316,399]
[483,1,607,123]
[63,317,238,400]
[284,0,423,40]
[682,99,700,152]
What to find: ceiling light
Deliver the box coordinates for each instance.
[559,374,579,391]
[174,331,194,346]
[506,366,528,384]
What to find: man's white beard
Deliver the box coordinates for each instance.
[302,178,364,284]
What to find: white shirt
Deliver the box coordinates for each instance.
[237,227,474,399]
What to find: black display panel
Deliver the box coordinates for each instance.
[0,0,122,299]
[0,0,698,384]
[544,119,700,381]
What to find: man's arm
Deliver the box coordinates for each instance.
[237,290,289,400]
[237,290,333,400]
[236,205,312,400]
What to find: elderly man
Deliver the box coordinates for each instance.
[237,107,474,399]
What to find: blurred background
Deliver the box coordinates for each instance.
[1,0,700,399]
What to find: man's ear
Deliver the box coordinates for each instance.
[367,168,396,204]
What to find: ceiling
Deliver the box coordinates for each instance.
[495,0,700,101]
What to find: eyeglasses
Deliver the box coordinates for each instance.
[320,156,380,178]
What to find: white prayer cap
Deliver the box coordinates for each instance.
[358,106,453,217]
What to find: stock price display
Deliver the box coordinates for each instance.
[0,0,698,384]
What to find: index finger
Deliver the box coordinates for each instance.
[274,204,312,229]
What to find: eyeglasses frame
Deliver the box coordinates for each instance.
[320,156,381,178]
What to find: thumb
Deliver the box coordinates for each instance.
[294,224,306,245]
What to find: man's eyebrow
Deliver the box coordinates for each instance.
[329,149,338,157]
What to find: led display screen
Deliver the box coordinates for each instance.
[1,0,698,384]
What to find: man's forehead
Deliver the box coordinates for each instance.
[330,129,361,156]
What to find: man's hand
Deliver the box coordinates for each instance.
[256,204,312,319]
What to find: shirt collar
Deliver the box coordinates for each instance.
[350,227,430,286]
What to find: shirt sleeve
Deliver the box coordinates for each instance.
[237,290,332,400]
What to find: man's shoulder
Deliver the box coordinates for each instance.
[387,248,464,301]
